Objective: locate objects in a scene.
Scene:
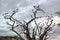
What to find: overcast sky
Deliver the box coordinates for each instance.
[0,0,60,39]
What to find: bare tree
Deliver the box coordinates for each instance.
[4,5,55,40]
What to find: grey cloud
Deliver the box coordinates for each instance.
[40,0,60,16]
[0,0,23,14]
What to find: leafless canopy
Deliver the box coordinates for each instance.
[4,5,55,40]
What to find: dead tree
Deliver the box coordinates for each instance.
[4,5,55,40]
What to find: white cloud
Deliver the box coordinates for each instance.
[53,16,60,24]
